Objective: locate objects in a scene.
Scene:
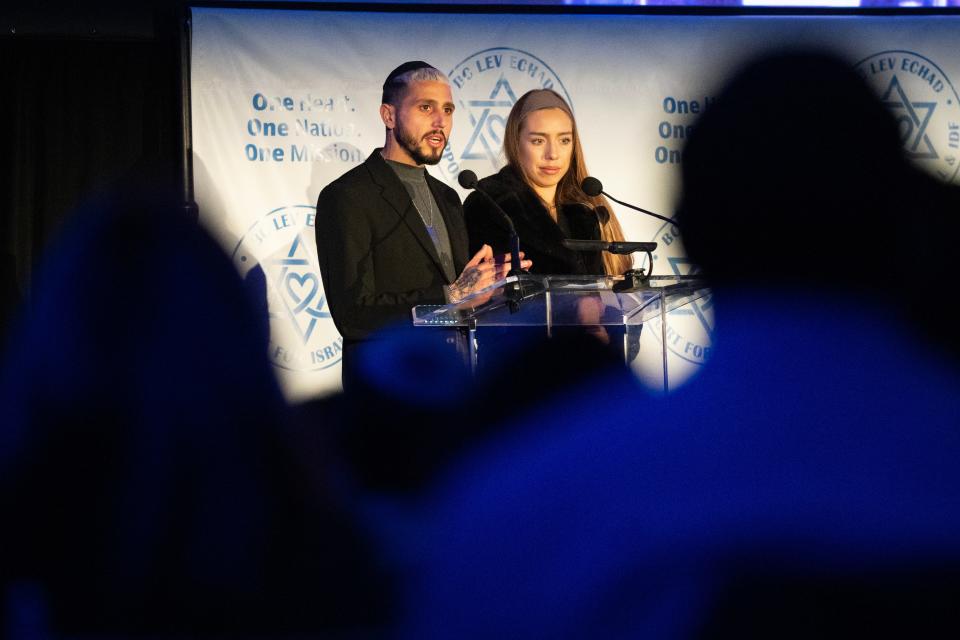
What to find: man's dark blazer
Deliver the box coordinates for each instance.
[315,149,469,349]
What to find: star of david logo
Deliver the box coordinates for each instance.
[882,75,938,160]
[666,256,714,335]
[461,75,519,165]
[265,233,331,345]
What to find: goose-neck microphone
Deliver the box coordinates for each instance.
[581,177,676,226]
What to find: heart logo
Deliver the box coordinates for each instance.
[285,271,319,313]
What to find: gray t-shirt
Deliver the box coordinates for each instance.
[385,158,456,282]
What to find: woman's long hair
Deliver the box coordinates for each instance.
[502,90,633,276]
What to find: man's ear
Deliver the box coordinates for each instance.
[380,103,395,129]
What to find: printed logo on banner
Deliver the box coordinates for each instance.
[643,221,714,365]
[855,50,960,184]
[439,48,573,183]
[232,205,343,371]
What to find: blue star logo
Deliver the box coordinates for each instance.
[460,74,518,165]
[882,75,938,160]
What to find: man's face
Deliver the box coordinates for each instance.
[390,80,455,166]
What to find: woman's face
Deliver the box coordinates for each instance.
[517,107,575,198]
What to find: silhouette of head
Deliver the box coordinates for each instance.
[677,50,916,290]
[0,187,387,634]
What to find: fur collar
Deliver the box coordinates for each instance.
[477,166,601,251]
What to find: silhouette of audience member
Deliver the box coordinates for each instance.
[0,185,388,637]
[295,318,633,510]
[677,48,960,356]
[679,51,919,288]
[296,316,629,500]
[392,51,960,639]
[285,318,633,634]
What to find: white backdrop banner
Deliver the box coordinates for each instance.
[191,7,960,399]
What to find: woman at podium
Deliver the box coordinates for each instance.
[463,89,639,357]
[463,89,631,278]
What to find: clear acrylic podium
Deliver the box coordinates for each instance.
[412,273,710,392]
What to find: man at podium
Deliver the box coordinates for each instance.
[314,61,527,388]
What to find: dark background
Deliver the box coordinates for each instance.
[1,2,185,349]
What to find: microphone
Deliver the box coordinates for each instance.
[456,169,480,189]
[581,177,676,226]
[580,176,603,197]
[458,170,525,280]
[581,176,669,288]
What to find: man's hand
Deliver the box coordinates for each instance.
[493,250,533,279]
[445,245,533,304]
[446,244,495,304]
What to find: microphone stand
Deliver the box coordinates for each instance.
[601,191,676,226]
[562,239,656,292]
[579,178,676,291]
[474,190,525,313]
[616,262,653,293]
[459,171,527,312]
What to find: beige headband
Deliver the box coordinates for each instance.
[515,89,573,122]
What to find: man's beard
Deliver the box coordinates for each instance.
[394,119,445,166]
